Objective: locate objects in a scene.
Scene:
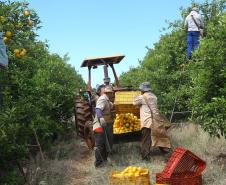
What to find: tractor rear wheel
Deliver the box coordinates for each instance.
[74,97,92,138]
[84,121,95,149]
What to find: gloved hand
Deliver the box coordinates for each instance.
[99,117,106,127]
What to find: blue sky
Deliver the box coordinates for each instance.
[25,0,204,87]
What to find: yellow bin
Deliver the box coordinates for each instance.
[114,91,141,117]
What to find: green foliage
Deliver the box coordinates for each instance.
[0,1,85,183]
[189,11,226,137]
[119,66,149,88]
[120,26,189,114]
[119,0,226,135]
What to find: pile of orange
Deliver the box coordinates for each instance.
[113,113,141,134]
[112,166,149,177]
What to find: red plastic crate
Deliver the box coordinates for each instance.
[162,147,206,178]
[156,172,202,185]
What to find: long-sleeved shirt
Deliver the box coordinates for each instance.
[185,10,204,31]
[93,94,114,131]
[133,92,160,129]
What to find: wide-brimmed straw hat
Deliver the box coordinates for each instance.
[104,85,114,93]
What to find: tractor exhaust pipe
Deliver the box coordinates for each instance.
[103,65,110,85]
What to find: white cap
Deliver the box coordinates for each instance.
[192,7,199,12]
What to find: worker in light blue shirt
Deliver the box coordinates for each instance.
[184,7,204,62]
[0,32,8,68]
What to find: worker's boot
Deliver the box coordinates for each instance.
[159,147,170,154]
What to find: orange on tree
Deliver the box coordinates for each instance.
[0,16,6,22]
[14,48,27,58]
[3,37,8,43]
[20,48,27,57]
[28,20,33,26]
[24,10,30,16]
[14,49,20,55]
[15,53,21,58]
[5,31,12,38]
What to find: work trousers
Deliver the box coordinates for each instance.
[141,127,152,160]
[187,31,200,61]
[94,132,107,167]
[104,123,114,152]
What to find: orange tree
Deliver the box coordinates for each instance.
[0,1,85,184]
[119,0,225,135]
[189,8,226,137]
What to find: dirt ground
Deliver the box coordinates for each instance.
[28,123,226,185]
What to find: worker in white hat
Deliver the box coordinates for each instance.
[184,6,204,61]
[93,85,115,167]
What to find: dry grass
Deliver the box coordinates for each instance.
[170,122,226,185]
[27,123,226,185]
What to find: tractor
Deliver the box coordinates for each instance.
[74,55,141,149]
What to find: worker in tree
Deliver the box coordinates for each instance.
[0,32,8,68]
[133,82,171,160]
[185,7,204,62]
[93,85,114,167]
